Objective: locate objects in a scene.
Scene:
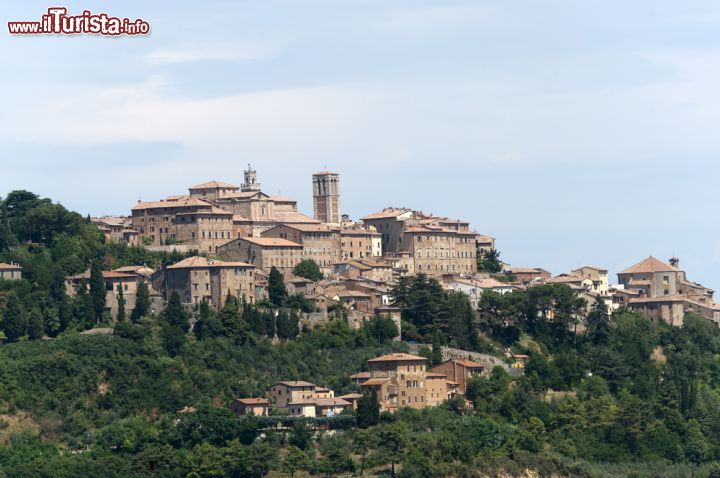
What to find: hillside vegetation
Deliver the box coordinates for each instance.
[1,192,720,477]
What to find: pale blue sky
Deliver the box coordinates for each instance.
[2,1,720,287]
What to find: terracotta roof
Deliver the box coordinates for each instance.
[0,262,22,270]
[350,372,371,379]
[218,191,267,200]
[287,399,317,406]
[506,267,548,274]
[132,197,213,211]
[273,211,321,224]
[573,265,608,272]
[272,381,316,388]
[67,270,137,280]
[236,237,303,248]
[269,195,295,202]
[337,393,363,399]
[315,398,351,407]
[234,398,269,405]
[167,256,253,269]
[360,378,391,386]
[92,216,130,227]
[619,256,679,274]
[114,265,155,276]
[475,234,495,242]
[361,208,412,221]
[545,274,587,284]
[189,180,239,190]
[368,353,427,363]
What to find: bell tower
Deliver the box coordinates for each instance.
[241,164,261,192]
[312,171,340,224]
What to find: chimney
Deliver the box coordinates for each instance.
[669,256,680,268]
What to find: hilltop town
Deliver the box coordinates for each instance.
[2,170,720,476]
[0,165,701,417]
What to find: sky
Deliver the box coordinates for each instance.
[1,0,720,287]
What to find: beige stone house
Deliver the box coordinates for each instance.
[340,228,382,260]
[0,262,22,281]
[432,359,485,395]
[355,353,453,411]
[218,237,303,273]
[268,381,318,409]
[230,398,269,417]
[65,269,144,319]
[616,256,720,326]
[131,197,234,253]
[161,256,257,308]
[361,208,477,277]
[261,223,341,274]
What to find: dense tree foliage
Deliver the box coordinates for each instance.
[292,259,324,282]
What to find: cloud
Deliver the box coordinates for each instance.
[145,40,283,64]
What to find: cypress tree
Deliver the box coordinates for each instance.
[27,307,45,340]
[131,281,150,322]
[89,260,106,323]
[268,267,286,307]
[116,284,126,321]
[2,293,27,341]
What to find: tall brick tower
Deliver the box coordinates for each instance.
[312,171,340,224]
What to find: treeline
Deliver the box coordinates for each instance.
[0,191,189,340]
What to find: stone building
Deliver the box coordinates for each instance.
[617,256,720,326]
[131,197,234,252]
[261,223,341,274]
[230,398,269,417]
[160,256,258,308]
[312,171,340,224]
[217,237,303,273]
[340,228,382,260]
[475,234,496,256]
[504,267,551,284]
[92,216,138,245]
[571,266,609,295]
[354,353,455,411]
[65,269,147,319]
[0,262,22,281]
[432,359,485,395]
[361,208,477,277]
[188,180,240,201]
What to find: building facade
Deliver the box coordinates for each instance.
[361,208,477,277]
[0,262,22,281]
[262,223,341,274]
[218,237,304,273]
[161,256,258,308]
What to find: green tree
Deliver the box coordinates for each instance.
[2,292,27,341]
[27,307,44,340]
[268,266,286,307]
[476,248,502,273]
[293,259,323,282]
[585,296,611,345]
[376,422,407,478]
[160,292,188,356]
[116,284,126,322]
[357,389,380,428]
[282,445,309,478]
[89,260,106,323]
[131,281,150,322]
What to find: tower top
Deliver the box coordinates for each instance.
[241,164,261,192]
